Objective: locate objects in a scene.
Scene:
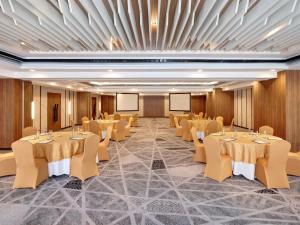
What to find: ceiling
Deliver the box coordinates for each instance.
[0,0,299,59]
[0,0,300,94]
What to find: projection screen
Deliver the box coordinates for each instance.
[116,93,139,111]
[169,93,191,111]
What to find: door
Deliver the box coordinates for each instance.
[108,96,114,114]
[91,97,97,119]
[143,96,165,117]
[191,95,206,114]
[47,93,61,131]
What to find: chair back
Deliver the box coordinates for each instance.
[199,112,204,119]
[82,135,99,164]
[181,119,192,140]
[98,112,104,120]
[81,116,89,124]
[12,141,36,167]
[22,127,37,137]
[128,117,134,127]
[103,126,113,147]
[206,120,219,135]
[216,116,224,131]
[259,126,274,135]
[191,127,200,147]
[169,114,175,126]
[133,113,139,121]
[216,116,224,123]
[204,136,222,163]
[114,114,121,120]
[204,113,207,119]
[89,120,101,137]
[116,119,127,133]
[174,117,180,128]
[230,118,234,127]
[104,112,109,120]
[188,113,194,120]
[267,140,291,172]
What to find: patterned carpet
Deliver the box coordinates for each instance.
[1,118,300,225]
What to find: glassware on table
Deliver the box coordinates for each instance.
[48,130,53,139]
[36,130,40,139]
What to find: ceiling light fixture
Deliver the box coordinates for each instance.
[197,69,203,72]
[21,42,26,46]
[49,82,56,86]
[108,69,113,72]
[29,69,35,72]
[67,85,72,89]
[270,69,276,72]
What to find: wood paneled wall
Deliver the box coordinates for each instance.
[234,88,253,129]
[206,89,234,125]
[253,73,286,139]
[77,92,90,124]
[101,95,114,114]
[143,96,165,117]
[0,79,22,149]
[191,95,206,114]
[23,81,33,127]
[285,71,300,151]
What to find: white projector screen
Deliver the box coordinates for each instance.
[169,93,191,111]
[116,93,139,111]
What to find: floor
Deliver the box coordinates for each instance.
[1,118,300,225]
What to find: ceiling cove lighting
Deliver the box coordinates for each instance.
[29,69,35,72]
[89,81,218,86]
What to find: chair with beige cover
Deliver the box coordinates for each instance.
[0,152,16,177]
[203,136,232,182]
[204,113,207,119]
[255,140,290,189]
[113,114,121,120]
[111,120,127,141]
[216,116,224,131]
[287,151,300,176]
[191,127,206,163]
[224,118,234,132]
[70,135,100,181]
[98,126,113,161]
[22,126,37,137]
[259,126,274,135]
[132,113,139,127]
[125,117,133,137]
[81,116,89,131]
[104,112,109,120]
[188,112,194,120]
[199,112,204,119]
[169,114,175,127]
[205,120,220,136]
[89,120,102,139]
[181,119,193,141]
[174,117,183,137]
[12,140,48,189]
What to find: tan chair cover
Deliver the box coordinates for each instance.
[81,116,89,131]
[287,152,300,176]
[12,141,48,189]
[199,112,204,119]
[114,114,121,120]
[132,113,139,127]
[174,117,183,137]
[255,140,290,189]
[204,113,207,119]
[188,113,194,120]
[0,152,16,177]
[169,114,175,127]
[125,117,133,137]
[98,126,112,161]
[70,135,99,181]
[104,112,109,120]
[181,119,193,141]
[191,127,206,163]
[89,120,102,139]
[22,126,37,137]
[206,120,220,136]
[204,137,232,182]
[224,118,234,132]
[259,126,274,135]
[111,120,127,141]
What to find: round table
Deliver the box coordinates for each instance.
[21,131,93,176]
[83,120,119,137]
[108,114,131,121]
[209,132,282,180]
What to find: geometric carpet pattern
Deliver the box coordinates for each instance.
[1,118,300,224]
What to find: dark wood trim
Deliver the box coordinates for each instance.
[115,93,139,112]
[169,93,192,112]
[39,86,42,131]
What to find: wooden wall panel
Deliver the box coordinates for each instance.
[191,95,206,114]
[108,96,114,114]
[206,89,234,125]
[253,73,286,139]
[144,96,165,117]
[77,92,90,124]
[24,81,33,128]
[285,70,300,151]
[234,88,253,129]
[0,79,22,149]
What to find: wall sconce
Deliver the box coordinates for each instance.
[31,101,35,120]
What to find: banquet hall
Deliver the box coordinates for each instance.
[1,0,300,224]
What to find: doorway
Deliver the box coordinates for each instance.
[91,97,97,119]
[47,93,61,131]
[143,96,165,117]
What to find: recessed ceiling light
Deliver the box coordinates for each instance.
[197,69,203,72]
[100,92,104,94]
[49,82,56,86]
[29,69,35,72]
[270,69,276,72]
[131,88,138,92]
[108,69,113,72]
[21,42,26,46]
[79,88,83,91]
[67,85,72,89]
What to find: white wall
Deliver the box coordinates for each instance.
[32,85,77,131]
[234,88,253,129]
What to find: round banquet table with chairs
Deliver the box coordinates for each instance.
[209,131,283,180]
[20,131,94,177]
[108,114,131,121]
[189,119,211,140]
[82,119,119,137]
